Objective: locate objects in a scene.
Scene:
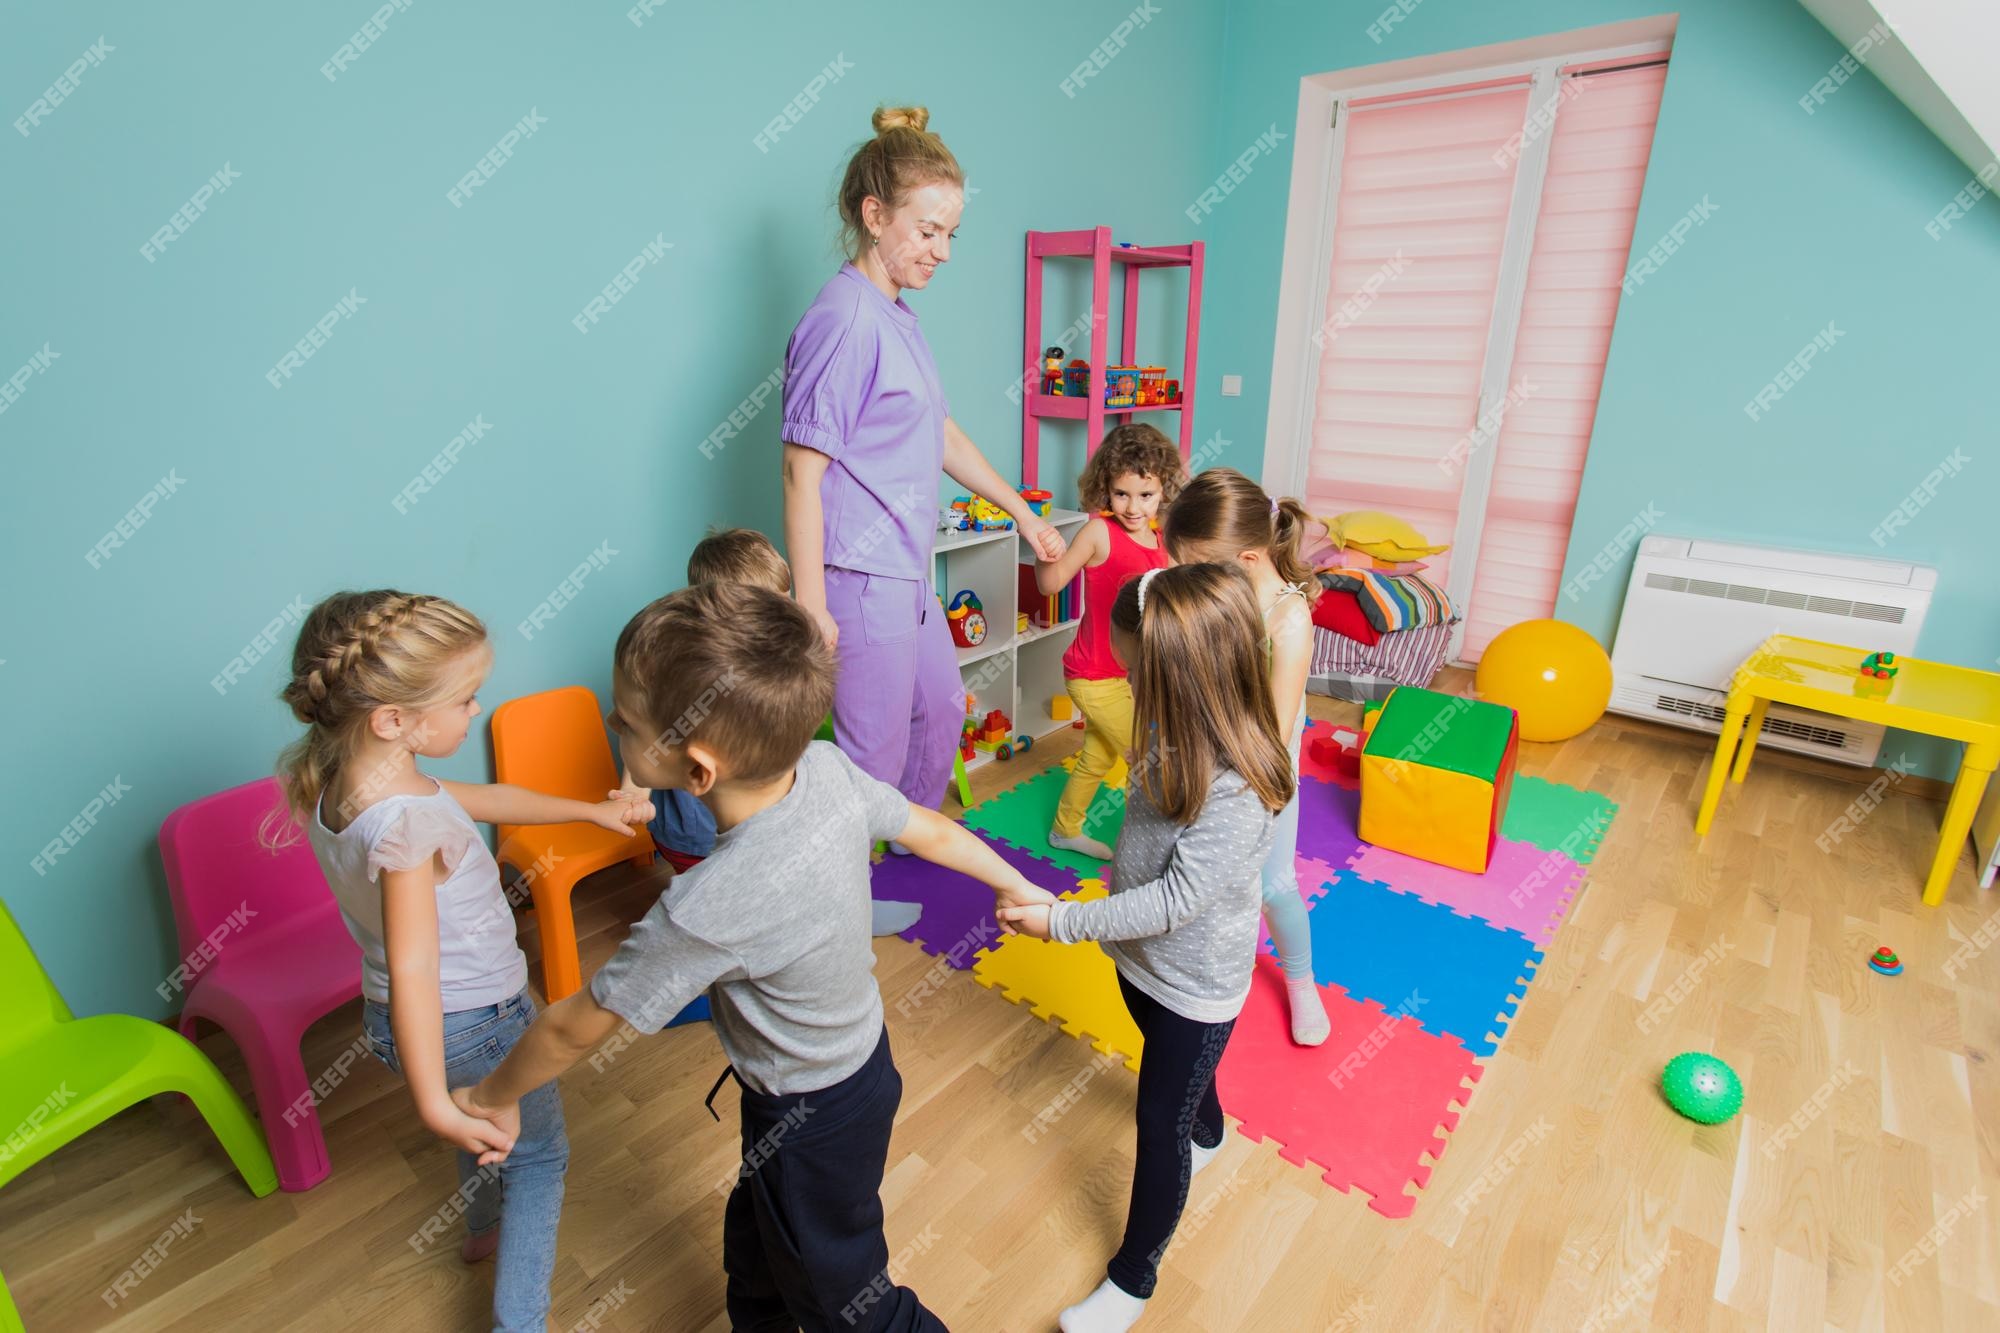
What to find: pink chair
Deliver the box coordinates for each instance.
[158,777,362,1192]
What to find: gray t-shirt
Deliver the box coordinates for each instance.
[590,741,910,1095]
[1049,765,1277,1023]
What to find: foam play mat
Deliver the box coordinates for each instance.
[878,723,1619,1219]
[870,833,1081,966]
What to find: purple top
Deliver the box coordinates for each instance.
[782,264,950,580]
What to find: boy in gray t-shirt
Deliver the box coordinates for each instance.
[459,582,1052,1332]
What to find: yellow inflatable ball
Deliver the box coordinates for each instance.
[1475,619,1613,742]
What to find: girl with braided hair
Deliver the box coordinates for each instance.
[271,590,650,1332]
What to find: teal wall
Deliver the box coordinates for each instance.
[1,1,1226,1019]
[1194,0,2000,783]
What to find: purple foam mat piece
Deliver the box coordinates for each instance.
[870,834,1082,967]
[1295,778,1366,871]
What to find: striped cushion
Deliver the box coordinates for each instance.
[1317,569,1456,633]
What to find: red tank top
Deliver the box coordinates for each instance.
[1062,517,1169,681]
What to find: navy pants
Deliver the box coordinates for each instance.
[722,1029,947,1332]
[1107,973,1235,1299]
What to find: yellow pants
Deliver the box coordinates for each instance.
[1053,677,1134,838]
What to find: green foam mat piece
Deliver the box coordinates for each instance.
[1366,687,1513,782]
[1501,775,1618,863]
[961,767,1127,877]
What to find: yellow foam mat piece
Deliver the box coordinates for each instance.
[971,879,1144,1072]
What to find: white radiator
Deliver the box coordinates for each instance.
[1606,535,1936,766]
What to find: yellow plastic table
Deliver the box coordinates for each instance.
[1694,635,2000,905]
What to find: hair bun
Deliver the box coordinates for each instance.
[873,105,929,135]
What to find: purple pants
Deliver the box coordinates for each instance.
[824,566,963,807]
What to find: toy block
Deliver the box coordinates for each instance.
[1359,687,1519,874]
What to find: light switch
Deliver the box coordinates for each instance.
[1220,375,1242,397]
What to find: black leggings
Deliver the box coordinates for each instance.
[1107,973,1235,1299]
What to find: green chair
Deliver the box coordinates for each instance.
[0,898,279,1202]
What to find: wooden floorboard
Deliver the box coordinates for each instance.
[6,682,1999,1330]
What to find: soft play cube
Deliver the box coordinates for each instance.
[1358,686,1519,873]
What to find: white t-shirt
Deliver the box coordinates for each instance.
[308,777,528,1011]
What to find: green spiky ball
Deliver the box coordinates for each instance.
[1661,1052,1743,1125]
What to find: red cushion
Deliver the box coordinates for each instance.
[1310,587,1382,646]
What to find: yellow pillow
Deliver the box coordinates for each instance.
[1320,511,1450,559]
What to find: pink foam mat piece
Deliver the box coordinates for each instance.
[1216,956,1483,1219]
[1345,837,1585,943]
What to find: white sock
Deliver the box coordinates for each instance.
[1284,976,1331,1047]
[1059,1278,1147,1332]
[1050,829,1114,860]
[1191,1135,1222,1177]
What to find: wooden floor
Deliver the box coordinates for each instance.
[7,681,2000,1331]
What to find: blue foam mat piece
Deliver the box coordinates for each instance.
[1290,867,1544,1058]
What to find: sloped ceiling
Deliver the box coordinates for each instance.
[1797,0,1999,179]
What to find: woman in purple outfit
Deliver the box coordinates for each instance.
[782,105,1064,933]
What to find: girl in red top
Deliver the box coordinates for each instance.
[1034,424,1187,861]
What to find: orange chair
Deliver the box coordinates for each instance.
[490,685,655,1001]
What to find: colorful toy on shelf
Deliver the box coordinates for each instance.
[1063,359,1091,398]
[1042,346,1067,396]
[1017,611,1030,634]
[951,494,1015,532]
[1860,651,1899,680]
[1164,378,1181,403]
[1105,364,1140,409]
[1359,686,1519,874]
[1661,1052,1743,1125]
[1867,946,1903,976]
[1022,488,1053,518]
[1014,733,1034,753]
[970,708,1016,758]
[946,590,987,649]
[1135,366,1167,406]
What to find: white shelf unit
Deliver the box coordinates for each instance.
[934,508,1092,774]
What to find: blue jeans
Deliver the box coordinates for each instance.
[363,989,568,1333]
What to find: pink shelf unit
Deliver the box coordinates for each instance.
[1021,226,1205,489]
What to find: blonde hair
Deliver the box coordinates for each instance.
[1077,423,1187,514]
[687,527,791,595]
[267,591,488,845]
[837,105,964,259]
[614,583,833,785]
[1108,563,1294,824]
[1162,468,1319,605]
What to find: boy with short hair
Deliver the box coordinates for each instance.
[460,583,1052,1332]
